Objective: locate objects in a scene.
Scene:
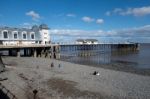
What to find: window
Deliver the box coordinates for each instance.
[14,33,18,39]
[3,31,8,38]
[23,33,27,39]
[31,33,35,39]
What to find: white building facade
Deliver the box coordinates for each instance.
[0,24,50,45]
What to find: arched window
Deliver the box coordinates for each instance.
[14,34,17,39]
[30,32,35,39]
[3,31,8,39]
[22,31,27,39]
[13,31,18,39]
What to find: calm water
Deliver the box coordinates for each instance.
[112,43,150,69]
[60,43,150,69]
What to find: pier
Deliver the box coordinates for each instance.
[0,44,60,59]
[60,43,139,58]
[0,43,139,59]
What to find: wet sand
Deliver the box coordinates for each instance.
[0,56,150,99]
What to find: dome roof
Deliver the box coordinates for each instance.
[32,25,39,31]
[39,24,49,29]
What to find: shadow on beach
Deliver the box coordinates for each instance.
[48,78,120,99]
[0,89,10,99]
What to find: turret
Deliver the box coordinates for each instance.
[39,24,50,44]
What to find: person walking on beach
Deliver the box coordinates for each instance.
[51,62,54,68]
[58,64,61,68]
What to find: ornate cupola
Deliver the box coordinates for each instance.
[39,24,50,44]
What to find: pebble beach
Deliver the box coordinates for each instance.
[0,56,150,99]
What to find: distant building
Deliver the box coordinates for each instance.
[0,24,50,45]
[76,39,98,44]
[76,39,85,44]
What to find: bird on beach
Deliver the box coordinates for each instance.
[93,71,100,76]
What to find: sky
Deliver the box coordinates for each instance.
[0,0,150,43]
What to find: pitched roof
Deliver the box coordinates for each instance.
[76,39,98,42]
[85,39,98,42]
[76,39,84,42]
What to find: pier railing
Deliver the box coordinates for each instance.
[0,44,59,49]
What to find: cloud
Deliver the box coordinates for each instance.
[23,22,31,26]
[82,16,94,23]
[96,19,104,24]
[50,25,150,43]
[106,8,123,16]
[105,11,111,16]
[113,8,123,13]
[82,16,104,25]
[128,6,150,16]
[50,30,102,39]
[107,6,150,16]
[66,13,76,17]
[26,11,41,21]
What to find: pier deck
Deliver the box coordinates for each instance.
[0,44,59,49]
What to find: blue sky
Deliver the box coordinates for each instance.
[0,0,150,43]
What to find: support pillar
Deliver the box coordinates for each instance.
[34,48,37,58]
[47,48,51,58]
[55,46,60,59]
[41,49,45,58]
[56,53,60,59]
[37,48,41,57]
[51,46,54,59]
[24,48,27,56]
[17,49,20,57]
[27,49,30,56]
[9,49,12,56]
[29,49,32,56]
